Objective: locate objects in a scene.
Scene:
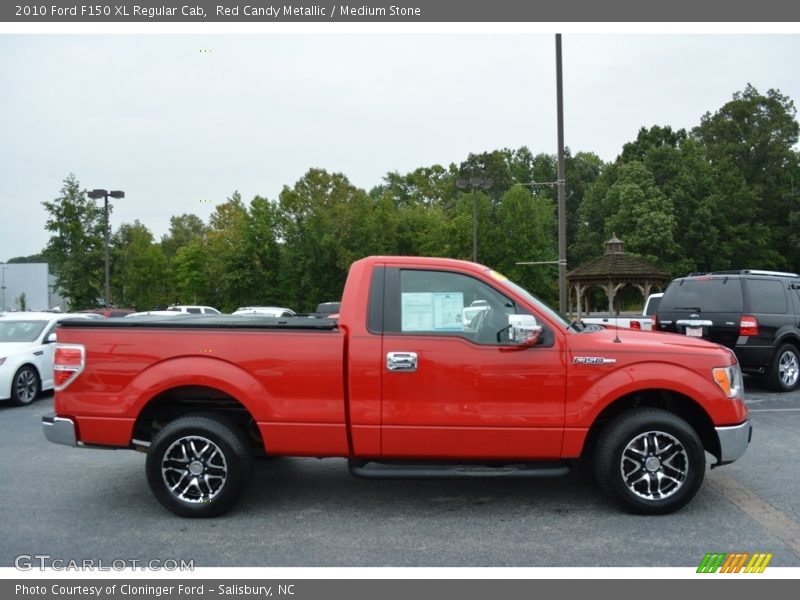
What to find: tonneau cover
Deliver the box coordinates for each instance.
[57,314,338,330]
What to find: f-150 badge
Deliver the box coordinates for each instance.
[573,357,617,365]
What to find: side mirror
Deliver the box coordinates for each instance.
[45,333,57,344]
[508,314,543,346]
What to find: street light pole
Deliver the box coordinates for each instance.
[456,177,493,263]
[87,188,125,307]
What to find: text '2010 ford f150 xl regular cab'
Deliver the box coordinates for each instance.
[43,256,751,517]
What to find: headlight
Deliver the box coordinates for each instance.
[713,364,744,399]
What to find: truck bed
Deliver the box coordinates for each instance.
[54,316,348,456]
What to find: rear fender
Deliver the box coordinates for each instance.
[125,356,273,420]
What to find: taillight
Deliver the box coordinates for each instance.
[630,320,642,330]
[653,313,660,330]
[54,344,85,391]
[739,315,759,337]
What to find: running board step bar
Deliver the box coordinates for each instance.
[348,459,570,479]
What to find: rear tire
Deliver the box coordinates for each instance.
[10,366,40,406]
[594,408,705,515]
[767,344,800,392]
[146,415,253,518]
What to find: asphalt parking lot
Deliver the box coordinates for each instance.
[1,380,798,569]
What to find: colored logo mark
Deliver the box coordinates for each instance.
[697,552,773,573]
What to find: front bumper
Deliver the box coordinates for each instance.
[714,419,752,466]
[42,413,78,447]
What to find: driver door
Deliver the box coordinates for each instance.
[380,267,566,460]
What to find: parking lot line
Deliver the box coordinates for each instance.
[706,470,800,559]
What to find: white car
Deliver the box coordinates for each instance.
[125,310,192,318]
[166,305,221,315]
[232,306,296,318]
[462,300,490,326]
[0,312,91,406]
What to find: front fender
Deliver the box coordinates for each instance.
[566,361,746,428]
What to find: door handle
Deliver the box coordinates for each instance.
[386,352,418,372]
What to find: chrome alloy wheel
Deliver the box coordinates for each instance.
[161,435,228,503]
[620,431,689,500]
[15,369,38,404]
[778,350,799,387]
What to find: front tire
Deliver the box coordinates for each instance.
[767,344,800,392]
[10,366,40,406]
[594,408,705,515]
[146,415,253,518]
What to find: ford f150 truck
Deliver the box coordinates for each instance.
[43,256,751,518]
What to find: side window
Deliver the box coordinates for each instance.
[387,269,523,345]
[747,279,788,314]
[187,307,202,314]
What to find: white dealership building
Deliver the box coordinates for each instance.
[0,263,66,312]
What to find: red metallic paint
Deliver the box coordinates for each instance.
[53,256,748,462]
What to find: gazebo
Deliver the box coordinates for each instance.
[567,235,668,317]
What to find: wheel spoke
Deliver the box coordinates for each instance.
[15,370,38,402]
[620,430,689,501]
[160,435,228,504]
[779,352,799,386]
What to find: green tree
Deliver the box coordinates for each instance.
[492,186,558,301]
[42,174,105,309]
[693,84,800,269]
[245,196,281,306]
[111,221,169,309]
[161,214,206,259]
[6,254,46,264]
[277,169,377,310]
[173,237,213,306]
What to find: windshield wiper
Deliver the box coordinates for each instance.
[674,306,701,311]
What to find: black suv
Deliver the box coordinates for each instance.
[655,270,800,392]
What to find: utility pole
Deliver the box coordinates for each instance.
[456,177,493,262]
[556,33,568,314]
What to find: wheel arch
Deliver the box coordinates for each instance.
[131,384,265,455]
[581,388,721,462]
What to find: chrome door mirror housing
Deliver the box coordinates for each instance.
[508,314,543,346]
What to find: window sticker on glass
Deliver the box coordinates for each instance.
[401,292,464,332]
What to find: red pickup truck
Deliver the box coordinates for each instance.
[43,256,751,518]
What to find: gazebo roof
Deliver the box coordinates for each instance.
[567,235,668,283]
[567,253,668,282]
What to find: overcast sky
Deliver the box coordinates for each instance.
[1,33,799,261]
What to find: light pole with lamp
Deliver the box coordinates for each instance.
[456,177,492,263]
[87,188,125,307]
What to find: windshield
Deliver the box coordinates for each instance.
[0,320,48,343]
[490,271,575,331]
